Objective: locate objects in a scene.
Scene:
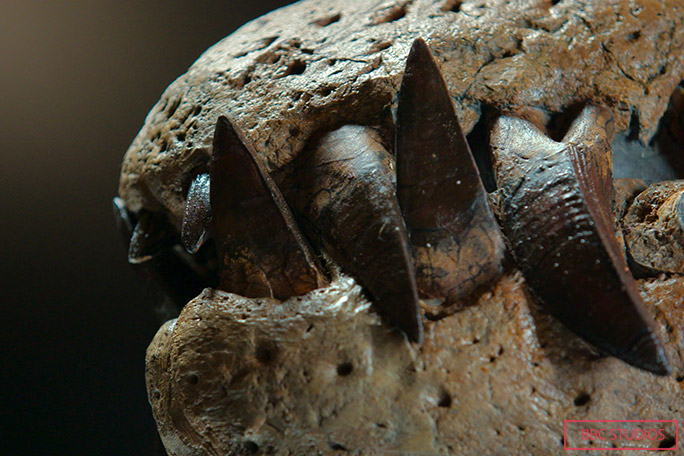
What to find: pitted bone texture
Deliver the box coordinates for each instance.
[120,0,684,225]
[147,274,684,456]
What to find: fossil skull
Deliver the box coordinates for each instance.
[115,0,684,454]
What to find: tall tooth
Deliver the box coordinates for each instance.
[292,125,423,343]
[113,197,205,321]
[490,108,670,376]
[396,38,505,304]
[128,210,171,264]
[210,116,327,298]
[181,173,211,254]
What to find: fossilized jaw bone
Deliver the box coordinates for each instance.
[210,116,327,299]
[490,107,670,375]
[623,180,684,275]
[396,38,506,305]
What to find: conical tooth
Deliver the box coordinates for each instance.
[181,173,211,254]
[292,125,423,343]
[113,197,135,243]
[112,197,205,321]
[490,110,670,375]
[210,116,327,298]
[396,38,505,304]
[128,210,171,264]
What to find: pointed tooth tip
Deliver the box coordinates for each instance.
[623,335,672,376]
[407,319,424,344]
[181,228,208,254]
[410,37,429,52]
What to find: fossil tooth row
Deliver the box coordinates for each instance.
[113,197,206,320]
[490,107,670,375]
[181,173,211,254]
[291,125,423,342]
[396,37,506,304]
[210,115,327,299]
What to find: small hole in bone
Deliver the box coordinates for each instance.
[314,13,341,27]
[280,60,307,78]
[186,374,199,385]
[659,435,676,448]
[441,0,462,12]
[166,95,182,118]
[328,442,349,451]
[337,362,353,376]
[438,390,452,407]
[626,30,641,42]
[371,2,409,24]
[255,345,275,364]
[244,441,259,453]
[573,392,591,406]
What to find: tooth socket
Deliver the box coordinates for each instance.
[491,113,670,375]
[291,125,423,342]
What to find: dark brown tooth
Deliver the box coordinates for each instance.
[112,197,205,321]
[128,210,171,264]
[181,173,211,254]
[292,125,423,343]
[491,107,670,375]
[210,116,327,298]
[622,180,684,275]
[396,38,505,304]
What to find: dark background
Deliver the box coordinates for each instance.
[0,1,292,454]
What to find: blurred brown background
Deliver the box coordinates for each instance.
[0,1,293,454]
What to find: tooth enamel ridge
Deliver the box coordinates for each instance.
[290,124,423,342]
[182,172,211,254]
[491,106,670,375]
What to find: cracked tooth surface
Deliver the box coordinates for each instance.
[210,116,327,299]
[292,125,423,342]
[396,38,505,305]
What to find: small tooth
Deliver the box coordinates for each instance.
[112,197,205,321]
[128,211,170,264]
[182,173,211,254]
[396,37,505,304]
[490,107,670,375]
[210,116,327,298]
[292,125,423,343]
